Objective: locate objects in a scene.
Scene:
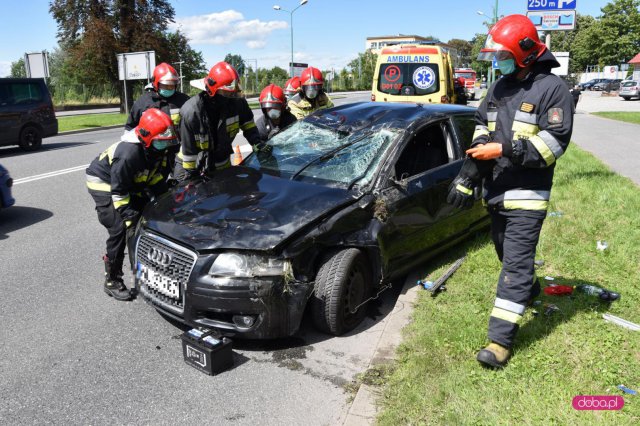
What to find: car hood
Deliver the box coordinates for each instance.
[143,166,360,252]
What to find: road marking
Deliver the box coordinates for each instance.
[13,164,89,185]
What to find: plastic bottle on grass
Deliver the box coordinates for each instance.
[576,284,620,301]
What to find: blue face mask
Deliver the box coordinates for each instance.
[152,140,171,151]
[159,88,175,98]
[497,59,516,75]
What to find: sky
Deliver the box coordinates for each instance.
[0,0,611,77]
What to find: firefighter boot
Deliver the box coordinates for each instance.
[103,255,131,301]
[477,342,511,368]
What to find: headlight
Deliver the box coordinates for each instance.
[209,253,291,278]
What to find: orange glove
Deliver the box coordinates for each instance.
[466,142,503,160]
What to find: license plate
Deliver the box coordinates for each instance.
[138,263,181,300]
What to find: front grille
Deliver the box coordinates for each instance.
[136,231,197,315]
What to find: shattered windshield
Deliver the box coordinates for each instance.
[244,121,402,188]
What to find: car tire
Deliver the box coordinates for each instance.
[622,97,630,101]
[19,125,43,151]
[312,248,371,335]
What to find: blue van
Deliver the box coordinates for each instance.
[0,78,58,151]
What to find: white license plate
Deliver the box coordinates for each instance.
[138,263,181,300]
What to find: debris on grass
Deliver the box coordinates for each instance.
[596,240,609,251]
[603,314,640,331]
[548,211,563,217]
[617,385,638,395]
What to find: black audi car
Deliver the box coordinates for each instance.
[134,102,489,338]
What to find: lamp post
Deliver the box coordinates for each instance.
[273,0,309,77]
[477,0,499,86]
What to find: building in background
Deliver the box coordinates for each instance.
[366,35,436,54]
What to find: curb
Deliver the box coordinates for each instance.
[342,275,422,425]
[59,124,124,136]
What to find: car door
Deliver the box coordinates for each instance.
[376,118,470,275]
[0,82,20,145]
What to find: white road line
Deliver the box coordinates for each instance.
[13,164,89,185]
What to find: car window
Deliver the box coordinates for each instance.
[394,122,450,181]
[378,63,440,96]
[451,114,475,151]
[621,81,637,87]
[245,121,401,188]
[8,82,43,105]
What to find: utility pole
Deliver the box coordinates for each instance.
[173,60,184,93]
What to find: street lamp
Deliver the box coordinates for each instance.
[477,1,499,85]
[273,0,309,77]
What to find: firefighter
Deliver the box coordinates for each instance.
[255,83,297,142]
[174,61,261,182]
[86,108,177,301]
[288,66,334,119]
[283,76,301,101]
[124,62,190,179]
[446,14,574,368]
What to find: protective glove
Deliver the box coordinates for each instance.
[447,176,476,210]
[252,142,273,155]
[466,142,503,160]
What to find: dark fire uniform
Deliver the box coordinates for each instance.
[86,131,169,275]
[255,109,297,142]
[473,50,574,347]
[174,93,261,181]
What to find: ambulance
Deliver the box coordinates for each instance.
[371,42,458,104]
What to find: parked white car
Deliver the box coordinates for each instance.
[619,80,640,100]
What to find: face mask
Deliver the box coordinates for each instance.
[152,140,171,151]
[159,88,175,98]
[267,109,281,120]
[497,59,516,75]
[304,86,319,99]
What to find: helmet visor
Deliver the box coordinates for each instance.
[217,79,241,98]
[152,126,178,144]
[477,34,510,61]
[260,102,281,109]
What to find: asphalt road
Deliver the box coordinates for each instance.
[0,91,402,425]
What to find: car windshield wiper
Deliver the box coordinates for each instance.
[289,132,371,182]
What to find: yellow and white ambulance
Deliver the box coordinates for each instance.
[371,43,458,104]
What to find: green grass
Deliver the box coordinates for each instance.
[376,146,640,425]
[58,113,127,132]
[592,112,640,125]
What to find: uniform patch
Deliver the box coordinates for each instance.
[520,102,535,113]
[548,108,563,124]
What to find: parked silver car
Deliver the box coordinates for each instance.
[619,80,640,100]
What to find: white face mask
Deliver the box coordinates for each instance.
[267,109,281,120]
[304,86,319,99]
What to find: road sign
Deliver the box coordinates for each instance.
[527,10,576,30]
[492,58,499,69]
[527,0,576,11]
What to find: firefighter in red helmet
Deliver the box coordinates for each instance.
[86,108,177,300]
[174,61,261,182]
[125,62,189,180]
[288,66,334,119]
[447,14,574,368]
[255,83,297,142]
[283,76,301,101]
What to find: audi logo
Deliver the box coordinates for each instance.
[147,247,172,267]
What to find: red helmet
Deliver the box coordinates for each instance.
[283,77,301,97]
[135,108,176,148]
[259,84,286,109]
[477,14,546,68]
[152,63,179,91]
[300,67,324,87]
[204,61,241,97]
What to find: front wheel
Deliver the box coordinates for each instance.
[312,248,371,335]
[622,97,630,101]
[19,125,42,151]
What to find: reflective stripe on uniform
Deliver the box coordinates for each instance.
[473,125,490,140]
[537,130,565,159]
[240,121,256,131]
[514,110,538,124]
[98,142,120,165]
[491,307,523,324]
[512,121,539,138]
[488,121,496,131]
[178,150,197,170]
[528,134,556,166]
[86,174,110,192]
[487,111,498,122]
[494,298,526,315]
[195,135,209,151]
[503,200,549,210]
[134,174,148,183]
[112,193,130,208]
[148,173,164,186]
[456,184,473,195]
[503,189,550,201]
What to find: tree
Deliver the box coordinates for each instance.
[224,54,246,76]
[347,50,378,90]
[447,39,474,68]
[597,0,640,66]
[10,58,26,77]
[49,0,189,110]
[165,31,207,86]
[469,33,489,77]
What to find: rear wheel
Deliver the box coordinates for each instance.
[622,97,630,101]
[312,248,371,335]
[19,125,42,151]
